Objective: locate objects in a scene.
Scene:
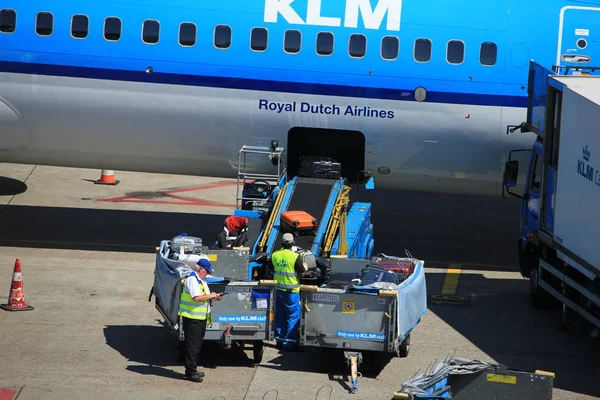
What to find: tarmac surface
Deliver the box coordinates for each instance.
[0,163,599,400]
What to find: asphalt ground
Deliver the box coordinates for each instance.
[0,164,598,400]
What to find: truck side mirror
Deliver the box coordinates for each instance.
[503,160,519,187]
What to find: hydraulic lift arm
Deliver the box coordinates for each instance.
[321,185,351,258]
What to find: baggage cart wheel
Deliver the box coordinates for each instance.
[253,341,264,364]
[397,334,410,358]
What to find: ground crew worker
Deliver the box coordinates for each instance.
[216,216,249,249]
[178,258,223,382]
[271,233,306,350]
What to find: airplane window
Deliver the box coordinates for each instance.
[349,34,366,58]
[284,30,301,54]
[36,12,53,36]
[0,9,16,33]
[71,15,89,39]
[381,36,399,60]
[414,38,431,62]
[142,20,160,44]
[316,32,334,56]
[214,25,231,49]
[104,17,121,41]
[447,40,464,64]
[251,27,268,51]
[179,22,196,47]
[480,42,497,66]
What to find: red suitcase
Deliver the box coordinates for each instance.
[377,258,415,275]
[280,211,318,236]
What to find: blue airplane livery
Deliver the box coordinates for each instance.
[1,0,600,196]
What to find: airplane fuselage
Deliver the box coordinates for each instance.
[1,0,599,195]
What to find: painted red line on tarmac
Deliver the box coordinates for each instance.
[0,388,17,400]
[100,199,235,207]
[96,180,240,207]
[162,192,235,207]
[164,182,239,194]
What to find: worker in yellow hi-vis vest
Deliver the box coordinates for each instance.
[270,233,306,350]
[178,258,223,382]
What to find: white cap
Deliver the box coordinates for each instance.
[282,233,294,245]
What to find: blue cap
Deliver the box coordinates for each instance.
[196,258,214,274]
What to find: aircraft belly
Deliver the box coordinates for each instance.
[0,72,521,196]
[0,95,31,153]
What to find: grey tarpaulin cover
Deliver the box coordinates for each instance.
[154,240,194,328]
[397,356,499,395]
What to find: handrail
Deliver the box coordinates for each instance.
[257,183,287,252]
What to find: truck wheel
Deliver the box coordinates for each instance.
[397,335,410,358]
[518,239,532,278]
[253,341,264,364]
[530,267,553,309]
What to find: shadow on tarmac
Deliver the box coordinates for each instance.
[0,205,227,253]
[0,186,522,269]
[103,324,258,380]
[0,177,27,196]
[426,271,600,398]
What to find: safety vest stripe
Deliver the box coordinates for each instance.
[178,308,208,316]
[274,271,297,277]
[179,300,207,308]
[277,283,300,289]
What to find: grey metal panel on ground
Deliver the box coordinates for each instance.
[451,368,554,400]
[206,249,250,282]
[204,282,275,342]
[300,291,394,352]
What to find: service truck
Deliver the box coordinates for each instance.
[503,61,600,330]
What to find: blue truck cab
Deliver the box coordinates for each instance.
[502,61,600,329]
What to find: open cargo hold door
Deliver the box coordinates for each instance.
[525,61,556,138]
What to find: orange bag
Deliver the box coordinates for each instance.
[280,211,318,236]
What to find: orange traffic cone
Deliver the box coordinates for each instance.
[0,259,34,311]
[95,169,120,185]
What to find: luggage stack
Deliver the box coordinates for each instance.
[297,156,342,180]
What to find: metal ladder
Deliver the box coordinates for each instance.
[235,144,287,211]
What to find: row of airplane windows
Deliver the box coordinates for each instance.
[0,9,498,65]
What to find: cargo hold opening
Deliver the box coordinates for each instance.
[287,128,365,184]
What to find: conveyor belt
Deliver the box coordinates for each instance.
[274,177,337,252]
[245,217,264,251]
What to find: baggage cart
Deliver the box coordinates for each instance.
[150,240,276,364]
[393,356,554,400]
[299,256,427,393]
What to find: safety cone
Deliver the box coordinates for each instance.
[0,259,34,311]
[95,169,120,185]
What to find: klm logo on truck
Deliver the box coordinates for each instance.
[577,145,600,186]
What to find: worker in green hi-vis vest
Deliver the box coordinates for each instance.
[270,233,306,351]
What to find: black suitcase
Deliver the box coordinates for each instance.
[298,156,342,179]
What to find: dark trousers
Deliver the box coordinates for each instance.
[182,317,207,375]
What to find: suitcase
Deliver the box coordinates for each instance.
[280,211,318,236]
[298,156,342,180]
[376,258,415,275]
[171,234,203,254]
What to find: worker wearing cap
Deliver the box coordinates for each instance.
[178,258,223,382]
[271,233,306,350]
